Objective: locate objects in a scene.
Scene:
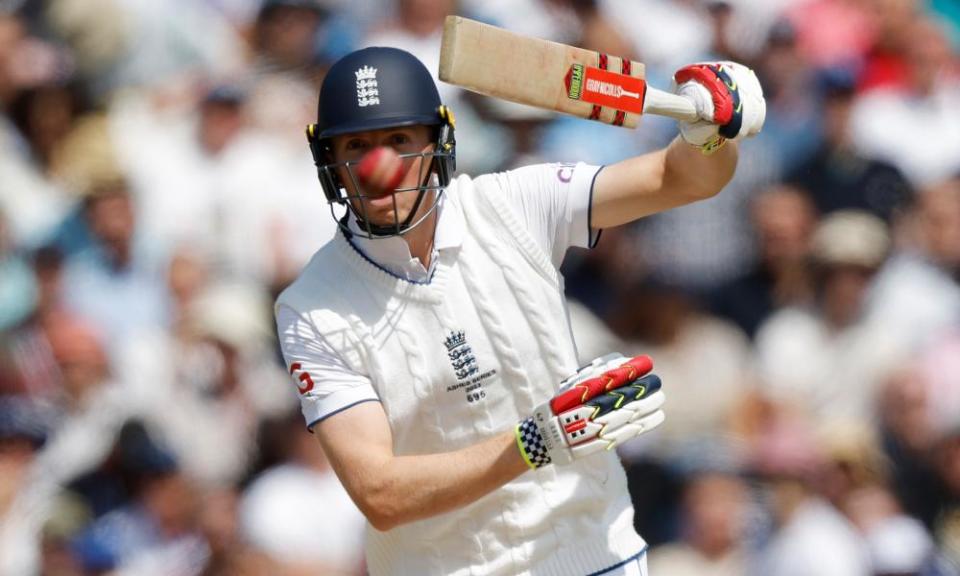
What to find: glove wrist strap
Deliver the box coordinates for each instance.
[516,417,552,469]
[699,136,727,155]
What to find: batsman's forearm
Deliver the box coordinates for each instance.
[662,136,738,201]
[590,137,738,229]
[359,430,529,531]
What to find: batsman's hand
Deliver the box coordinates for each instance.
[671,61,766,153]
[516,354,665,469]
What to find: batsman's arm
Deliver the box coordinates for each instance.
[589,136,738,229]
[314,401,527,532]
[589,60,766,228]
[313,355,665,532]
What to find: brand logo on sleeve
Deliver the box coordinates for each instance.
[289,363,315,394]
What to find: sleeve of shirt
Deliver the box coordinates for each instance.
[496,162,604,268]
[275,304,380,430]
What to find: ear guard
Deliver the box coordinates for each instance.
[435,104,457,181]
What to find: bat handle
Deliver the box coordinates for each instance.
[643,87,699,123]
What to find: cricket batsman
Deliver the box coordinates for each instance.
[276,45,764,575]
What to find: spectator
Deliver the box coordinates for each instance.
[850,17,960,187]
[868,178,960,351]
[120,279,293,487]
[709,184,817,339]
[789,68,913,223]
[703,0,745,62]
[31,316,135,497]
[0,11,76,247]
[252,0,329,73]
[72,422,206,575]
[0,396,55,576]
[460,0,578,43]
[815,420,887,516]
[877,364,947,532]
[60,177,168,356]
[785,0,876,68]
[648,470,752,576]
[563,220,645,319]
[7,81,88,180]
[608,278,753,546]
[809,418,943,574]
[755,211,902,425]
[845,483,939,575]
[363,0,455,100]
[599,0,713,72]
[1,246,67,399]
[749,406,871,576]
[117,85,249,258]
[240,410,366,574]
[857,0,923,93]
[0,316,141,573]
[65,0,243,93]
[613,279,753,455]
[752,19,822,175]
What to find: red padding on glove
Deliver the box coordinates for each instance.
[550,355,653,415]
[674,65,734,125]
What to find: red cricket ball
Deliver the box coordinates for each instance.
[356,147,405,192]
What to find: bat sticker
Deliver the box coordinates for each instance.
[566,64,585,99]
[564,64,647,115]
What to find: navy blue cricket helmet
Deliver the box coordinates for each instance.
[305,47,456,238]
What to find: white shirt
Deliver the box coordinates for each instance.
[239,464,366,570]
[759,498,870,576]
[850,81,960,187]
[754,306,903,424]
[276,162,601,427]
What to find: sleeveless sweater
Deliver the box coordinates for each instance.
[276,172,645,575]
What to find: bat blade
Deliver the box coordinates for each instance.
[439,16,698,128]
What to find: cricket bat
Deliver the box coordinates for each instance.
[439,16,699,128]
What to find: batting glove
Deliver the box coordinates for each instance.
[671,61,766,154]
[516,354,665,469]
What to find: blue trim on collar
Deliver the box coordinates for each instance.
[342,233,437,286]
[587,165,605,249]
[306,398,381,432]
[585,545,648,576]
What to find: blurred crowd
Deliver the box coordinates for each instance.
[0,0,958,574]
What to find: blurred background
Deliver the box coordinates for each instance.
[0,0,958,574]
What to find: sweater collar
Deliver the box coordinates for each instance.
[346,192,463,282]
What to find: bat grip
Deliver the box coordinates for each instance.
[643,87,699,123]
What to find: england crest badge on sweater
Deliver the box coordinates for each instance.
[444,330,495,403]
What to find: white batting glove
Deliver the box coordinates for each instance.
[516,354,665,468]
[671,61,766,153]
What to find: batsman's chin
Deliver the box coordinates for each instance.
[352,194,398,215]
[362,194,399,209]
[359,204,412,226]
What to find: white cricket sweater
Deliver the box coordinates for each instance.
[276,172,645,576]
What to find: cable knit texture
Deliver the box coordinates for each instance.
[276,172,644,576]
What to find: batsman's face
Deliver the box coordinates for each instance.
[332,125,435,227]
